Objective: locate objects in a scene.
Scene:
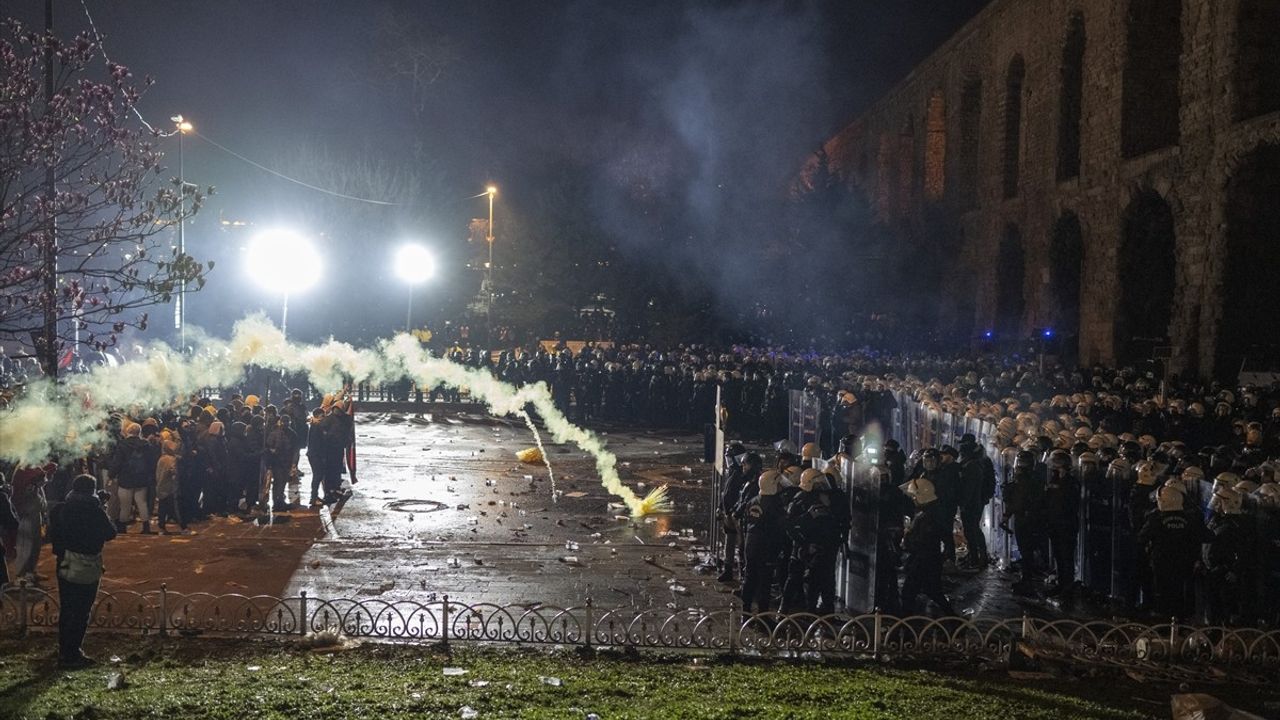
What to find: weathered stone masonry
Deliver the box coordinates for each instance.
[805,0,1280,378]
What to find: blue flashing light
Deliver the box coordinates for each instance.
[1042,329,1053,338]
[983,331,994,339]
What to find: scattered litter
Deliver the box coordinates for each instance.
[447,557,462,568]
[109,655,122,664]
[443,667,469,676]
[539,676,563,687]
[516,447,544,463]
[560,556,582,566]
[460,706,479,719]
[564,491,587,498]
[565,541,580,551]
[468,680,490,688]
[247,665,261,672]
[1171,694,1264,720]
[106,671,127,690]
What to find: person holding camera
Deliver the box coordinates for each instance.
[47,474,117,669]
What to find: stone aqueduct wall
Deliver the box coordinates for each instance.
[806,0,1280,377]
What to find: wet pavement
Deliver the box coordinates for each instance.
[31,411,1124,620]
[43,413,732,611]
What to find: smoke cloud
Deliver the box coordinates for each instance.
[1,314,665,516]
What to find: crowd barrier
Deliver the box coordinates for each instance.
[2,583,1276,680]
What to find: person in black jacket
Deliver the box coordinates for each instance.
[716,444,750,583]
[108,423,158,534]
[0,474,18,587]
[739,469,783,614]
[957,442,990,569]
[1138,481,1206,620]
[1043,449,1081,596]
[48,474,117,668]
[899,477,957,615]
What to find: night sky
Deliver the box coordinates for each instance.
[10,0,989,343]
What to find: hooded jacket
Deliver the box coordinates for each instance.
[110,436,158,489]
[49,491,117,559]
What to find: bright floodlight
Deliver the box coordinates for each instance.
[395,244,435,285]
[246,228,322,295]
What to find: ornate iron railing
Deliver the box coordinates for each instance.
[2,582,1277,680]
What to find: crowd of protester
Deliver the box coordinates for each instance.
[0,388,359,588]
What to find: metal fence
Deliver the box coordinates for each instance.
[3,584,1277,679]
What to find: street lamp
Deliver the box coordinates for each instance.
[394,243,435,331]
[171,114,194,349]
[485,185,497,339]
[245,228,322,339]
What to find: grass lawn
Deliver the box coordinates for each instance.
[0,635,1269,719]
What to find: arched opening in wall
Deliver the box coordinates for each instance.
[1120,0,1182,158]
[958,77,982,209]
[995,225,1026,337]
[1217,144,1280,379]
[896,120,915,217]
[1002,56,1026,199]
[1115,190,1177,366]
[925,90,946,201]
[1049,213,1084,354]
[1233,0,1280,121]
[1057,13,1086,181]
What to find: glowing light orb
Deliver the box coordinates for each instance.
[246,229,321,294]
[394,244,435,285]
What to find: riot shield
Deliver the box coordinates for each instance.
[1110,466,1139,604]
[1078,460,1112,595]
[841,456,881,613]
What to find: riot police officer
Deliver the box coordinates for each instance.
[739,470,784,614]
[899,477,957,615]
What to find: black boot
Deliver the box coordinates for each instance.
[141,522,157,535]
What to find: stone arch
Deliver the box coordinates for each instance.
[1216,143,1280,379]
[1233,0,1280,121]
[1115,190,1177,366]
[957,74,982,209]
[995,225,1026,337]
[1002,55,1026,199]
[1057,12,1086,181]
[1049,212,1085,337]
[1120,0,1182,158]
[925,89,947,201]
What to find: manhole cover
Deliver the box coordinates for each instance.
[384,499,449,513]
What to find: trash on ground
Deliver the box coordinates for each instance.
[443,667,468,676]
[539,676,563,687]
[516,447,544,463]
[469,679,490,688]
[560,556,582,566]
[107,671,127,690]
[1170,694,1265,720]
[460,705,479,719]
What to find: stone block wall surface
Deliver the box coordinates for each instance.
[812,0,1280,377]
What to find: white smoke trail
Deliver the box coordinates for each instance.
[0,315,664,516]
[515,410,557,500]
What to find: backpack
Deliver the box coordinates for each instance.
[122,443,148,481]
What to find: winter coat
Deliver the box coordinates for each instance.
[155,438,182,499]
[48,491,117,559]
[109,436,157,490]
